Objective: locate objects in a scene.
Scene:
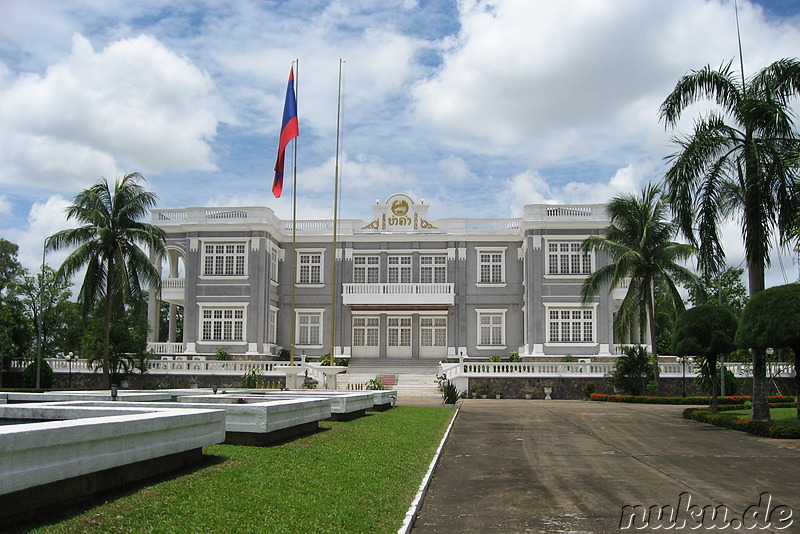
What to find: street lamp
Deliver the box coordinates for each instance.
[66,352,76,389]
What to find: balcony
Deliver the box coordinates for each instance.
[161,277,185,305]
[342,283,455,306]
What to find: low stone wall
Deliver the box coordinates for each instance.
[464,377,796,400]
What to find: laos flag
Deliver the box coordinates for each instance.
[272,67,299,198]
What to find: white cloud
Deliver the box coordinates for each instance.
[0,195,11,216]
[0,33,219,192]
[3,195,74,273]
[412,0,800,168]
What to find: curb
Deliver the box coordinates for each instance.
[397,406,459,534]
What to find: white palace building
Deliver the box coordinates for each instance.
[147,194,643,363]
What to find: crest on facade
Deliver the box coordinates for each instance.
[361,194,438,232]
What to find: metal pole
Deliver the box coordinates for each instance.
[35,242,46,389]
[329,58,344,368]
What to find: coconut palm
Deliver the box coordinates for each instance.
[660,57,800,419]
[581,185,697,356]
[47,173,165,388]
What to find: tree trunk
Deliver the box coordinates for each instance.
[101,285,113,390]
[747,259,770,421]
[645,278,657,357]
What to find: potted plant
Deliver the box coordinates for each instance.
[542,379,554,400]
[521,386,534,400]
[469,386,477,398]
[492,388,503,399]
[479,385,489,399]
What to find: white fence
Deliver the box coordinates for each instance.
[14,358,301,376]
[439,361,796,381]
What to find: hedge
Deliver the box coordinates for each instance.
[589,393,796,405]
[683,408,800,439]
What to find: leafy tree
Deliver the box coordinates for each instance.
[736,284,800,421]
[81,293,152,384]
[581,185,697,354]
[672,305,738,412]
[688,266,749,316]
[660,58,800,420]
[607,345,659,396]
[0,302,32,387]
[10,265,78,359]
[47,173,166,387]
[0,238,23,296]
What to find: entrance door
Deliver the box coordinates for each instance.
[351,316,379,357]
[419,316,447,359]
[387,316,412,358]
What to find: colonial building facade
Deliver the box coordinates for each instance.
[148,194,637,360]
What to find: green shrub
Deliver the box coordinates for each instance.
[275,349,291,361]
[441,380,460,404]
[489,354,502,362]
[242,368,262,388]
[607,345,658,395]
[583,381,596,398]
[216,348,231,361]
[365,377,384,390]
[22,359,53,388]
[683,408,800,439]
[508,351,520,362]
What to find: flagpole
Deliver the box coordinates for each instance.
[290,58,299,367]
[329,58,344,370]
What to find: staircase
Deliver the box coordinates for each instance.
[338,358,442,399]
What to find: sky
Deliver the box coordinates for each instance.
[1,0,800,288]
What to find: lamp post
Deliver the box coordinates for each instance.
[66,352,76,389]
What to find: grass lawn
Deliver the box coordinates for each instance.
[16,406,455,534]
[727,407,800,426]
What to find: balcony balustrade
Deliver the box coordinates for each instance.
[342,283,455,306]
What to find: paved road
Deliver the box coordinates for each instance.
[412,400,800,533]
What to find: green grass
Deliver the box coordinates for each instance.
[18,407,454,534]
[726,407,800,426]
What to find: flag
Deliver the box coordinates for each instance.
[272,67,299,198]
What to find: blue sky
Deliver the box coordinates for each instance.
[1,0,799,287]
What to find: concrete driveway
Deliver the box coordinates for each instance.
[412,400,800,533]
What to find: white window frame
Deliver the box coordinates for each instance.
[201,241,248,278]
[388,255,412,284]
[420,315,448,347]
[476,309,506,349]
[296,309,324,348]
[353,255,380,284]
[352,316,380,347]
[420,255,447,284]
[476,247,506,286]
[296,249,324,286]
[270,244,280,283]
[544,304,598,346]
[267,307,278,344]
[544,239,593,277]
[198,304,247,344]
[387,316,412,347]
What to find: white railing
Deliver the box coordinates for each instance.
[440,361,796,381]
[161,278,185,290]
[148,342,186,354]
[546,206,593,217]
[342,282,454,305]
[28,358,301,376]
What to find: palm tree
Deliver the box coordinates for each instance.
[47,173,166,388]
[660,58,800,420]
[581,185,697,356]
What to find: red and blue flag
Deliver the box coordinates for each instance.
[273,67,299,198]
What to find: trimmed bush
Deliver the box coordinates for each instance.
[22,359,54,388]
[683,408,800,439]
[590,393,796,405]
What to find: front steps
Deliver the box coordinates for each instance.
[338,358,442,398]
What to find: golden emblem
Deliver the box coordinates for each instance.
[391,199,409,216]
